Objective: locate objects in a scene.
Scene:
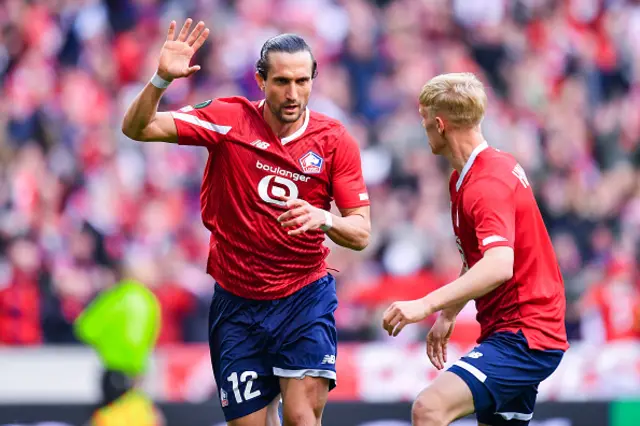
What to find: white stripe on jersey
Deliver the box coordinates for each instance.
[171,112,232,135]
[482,235,508,246]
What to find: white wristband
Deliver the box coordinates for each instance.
[150,72,172,89]
[320,210,333,232]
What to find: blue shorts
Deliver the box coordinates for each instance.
[208,274,338,421]
[448,330,564,426]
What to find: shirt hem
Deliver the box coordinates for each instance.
[478,326,569,351]
[212,268,328,301]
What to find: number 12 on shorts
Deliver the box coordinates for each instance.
[227,371,261,403]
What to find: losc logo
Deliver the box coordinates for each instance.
[258,175,298,206]
[299,151,323,174]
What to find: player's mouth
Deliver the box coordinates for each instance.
[282,105,299,113]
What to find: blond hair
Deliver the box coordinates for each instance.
[418,73,487,129]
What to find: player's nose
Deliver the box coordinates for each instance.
[285,83,298,101]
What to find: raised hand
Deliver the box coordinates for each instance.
[157,19,210,81]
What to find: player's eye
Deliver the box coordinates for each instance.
[274,78,289,85]
[296,78,311,85]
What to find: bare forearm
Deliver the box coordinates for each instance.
[441,301,467,320]
[440,268,468,319]
[424,253,512,313]
[325,213,370,251]
[122,83,167,140]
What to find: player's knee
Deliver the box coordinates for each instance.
[283,407,317,426]
[412,392,448,426]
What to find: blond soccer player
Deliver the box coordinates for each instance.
[382,73,568,426]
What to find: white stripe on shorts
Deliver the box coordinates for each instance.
[497,411,534,421]
[453,360,487,383]
[273,367,336,381]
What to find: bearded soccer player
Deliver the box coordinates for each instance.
[122,19,371,426]
[381,73,568,426]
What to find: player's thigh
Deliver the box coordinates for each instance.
[271,275,338,385]
[450,331,562,425]
[476,386,537,426]
[279,376,329,425]
[227,395,281,426]
[413,371,475,424]
[265,395,282,426]
[209,289,280,422]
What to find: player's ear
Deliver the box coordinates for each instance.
[255,72,265,92]
[435,117,445,135]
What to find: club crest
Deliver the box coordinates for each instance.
[299,151,323,174]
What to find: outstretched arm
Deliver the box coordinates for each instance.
[122,19,209,142]
[382,246,514,336]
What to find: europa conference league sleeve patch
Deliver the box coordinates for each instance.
[194,99,212,109]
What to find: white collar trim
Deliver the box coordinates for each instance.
[258,99,310,145]
[281,107,310,145]
[456,141,489,191]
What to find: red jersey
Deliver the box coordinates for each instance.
[170,97,369,300]
[449,142,568,351]
[583,262,640,342]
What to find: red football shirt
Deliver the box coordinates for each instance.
[582,262,640,342]
[449,142,569,351]
[170,97,369,300]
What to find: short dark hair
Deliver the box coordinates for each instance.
[256,33,318,80]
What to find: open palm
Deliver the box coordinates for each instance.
[157,19,210,81]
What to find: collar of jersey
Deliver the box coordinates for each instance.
[456,141,489,191]
[258,99,310,145]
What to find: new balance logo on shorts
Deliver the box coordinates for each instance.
[467,351,483,359]
[322,355,336,365]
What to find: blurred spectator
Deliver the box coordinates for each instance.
[580,256,640,344]
[1,0,640,345]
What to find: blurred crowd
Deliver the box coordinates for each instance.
[2,0,640,347]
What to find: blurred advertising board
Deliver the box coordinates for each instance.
[1,342,640,404]
[0,401,614,426]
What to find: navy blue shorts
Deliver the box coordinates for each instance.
[208,274,338,421]
[448,330,564,426]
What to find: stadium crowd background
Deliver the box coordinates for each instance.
[2,0,640,347]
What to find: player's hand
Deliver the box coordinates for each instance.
[157,19,210,81]
[426,314,456,370]
[382,299,433,337]
[277,197,329,236]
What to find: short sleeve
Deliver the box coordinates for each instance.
[170,99,236,147]
[464,176,515,254]
[331,128,370,209]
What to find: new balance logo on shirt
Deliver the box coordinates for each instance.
[251,140,270,150]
